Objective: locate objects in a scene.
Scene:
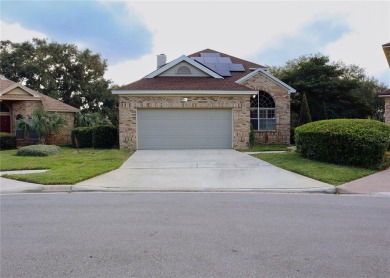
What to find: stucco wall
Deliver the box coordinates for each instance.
[240,72,291,144]
[118,95,250,149]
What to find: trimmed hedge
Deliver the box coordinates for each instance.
[295,119,390,169]
[93,125,118,148]
[72,125,118,149]
[71,127,93,148]
[0,132,17,150]
[17,144,61,157]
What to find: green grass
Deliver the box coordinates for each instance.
[238,144,290,152]
[0,146,132,185]
[253,152,377,185]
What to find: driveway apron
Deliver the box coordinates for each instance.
[74,150,335,193]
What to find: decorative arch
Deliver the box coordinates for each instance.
[176,65,192,75]
[250,91,276,130]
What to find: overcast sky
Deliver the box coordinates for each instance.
[1,0,389,87]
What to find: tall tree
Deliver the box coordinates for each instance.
[0,38,118,125]
[270,54,383,121]
[298,94,312,126]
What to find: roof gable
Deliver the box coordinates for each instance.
[145,55,223,79]
[0,82,42,98]
[235,68,296,94]
[0,78,79,113]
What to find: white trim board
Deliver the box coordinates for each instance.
[235,68,296,94]
[145,55,224,79]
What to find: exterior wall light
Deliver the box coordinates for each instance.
[181,97,188,102]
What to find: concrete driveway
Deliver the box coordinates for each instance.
[74,150,335,193]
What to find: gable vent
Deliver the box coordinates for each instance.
[176,65,192,75]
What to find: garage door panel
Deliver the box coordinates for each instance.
[138,109,232,149]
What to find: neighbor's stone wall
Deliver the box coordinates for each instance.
[241,72,291,144]
[48,112,75,145]
[11,100,43,134]
[118,95,250,149]
[384,97,390,124]
[10,100,74,144]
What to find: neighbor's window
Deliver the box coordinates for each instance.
[250,91,276,130]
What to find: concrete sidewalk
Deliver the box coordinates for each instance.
[337,168,390,195]
[0,170,46,194]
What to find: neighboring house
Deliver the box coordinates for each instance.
[0,76,79,145]
[113,49,296,150]
[380,43,390,124]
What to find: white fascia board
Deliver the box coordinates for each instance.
[235,68,297,94]
[112,90,255,95]
[145,55,223,79]
[378,94,390,98]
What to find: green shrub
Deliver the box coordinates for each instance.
[249,124,255,148]
[290,127,295,145]
[71,125,118,149]
[17,144,61,156]
[0,132,17,150]
[93,125,118,149]
[71,127,93,148]
[295,119,390,169]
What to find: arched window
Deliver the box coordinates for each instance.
[250,91,276,130]
[176,65,192,75]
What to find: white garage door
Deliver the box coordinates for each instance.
[137,109,232,149]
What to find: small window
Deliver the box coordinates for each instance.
[0,103,10,113]
[250,91,276,131]
[176,65,192,75]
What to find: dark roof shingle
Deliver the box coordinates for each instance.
[117,49,265,92]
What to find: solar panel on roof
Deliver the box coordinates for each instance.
[217,57,232,63]
[215,63,230,70]
[200,53,221,57]
[191,57,204,63]
[229,63,245,71]
[204,63,217,71]
[215,70,231,77]
[203,57,219,63]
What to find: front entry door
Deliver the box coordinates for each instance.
[0,115,11,133]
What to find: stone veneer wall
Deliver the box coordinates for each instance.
[10,100,74,144]
[48,112,75,145]
[11,100,43,134]
[384,98,390,124]
[240,72,291,144]
[118,95,250,149]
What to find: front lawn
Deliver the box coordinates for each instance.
[1,146,132,185]
[238,144,290,152]
[253,152,377,185]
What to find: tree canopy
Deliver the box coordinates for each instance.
[270,54,386,126]
[0,38,118,125]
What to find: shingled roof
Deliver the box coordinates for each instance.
[116,49,266,92]
[379,88,390,97]
[0,78,79,113]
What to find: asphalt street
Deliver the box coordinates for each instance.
[1,192,389,278]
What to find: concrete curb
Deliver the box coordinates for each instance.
[70,185,336,194]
